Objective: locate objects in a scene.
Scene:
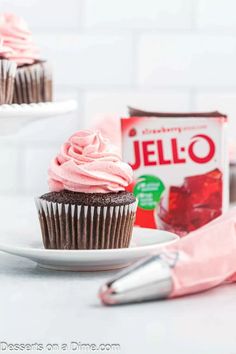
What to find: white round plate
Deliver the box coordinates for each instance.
[0,228,179,271]
[0,100,77,135]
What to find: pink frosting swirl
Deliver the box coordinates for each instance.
[0,13,39,65]
[0,38,13,57]
[48,130,133,193]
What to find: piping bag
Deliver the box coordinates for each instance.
[99,208,236,305]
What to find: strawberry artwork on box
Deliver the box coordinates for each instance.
[121,110,228,236]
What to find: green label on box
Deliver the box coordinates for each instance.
[133,175,165,210]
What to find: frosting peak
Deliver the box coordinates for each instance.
[48,130,133,193]
[0,13,39,65]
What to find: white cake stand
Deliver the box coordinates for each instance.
[0,100,78,135]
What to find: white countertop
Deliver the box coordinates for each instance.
[0,196,236,354]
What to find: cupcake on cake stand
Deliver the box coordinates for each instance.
[0,13,77,135]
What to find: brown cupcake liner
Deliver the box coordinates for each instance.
[35,198,137,250]
[13,61,53,104]
[0,59,17,104]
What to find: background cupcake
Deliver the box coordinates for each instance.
[0,13,52,104]
[0,39,16,104]
[35,130,137,250]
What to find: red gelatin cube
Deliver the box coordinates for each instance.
[184,168,222,208]
[160,168,223,234]
[168,186,189,212]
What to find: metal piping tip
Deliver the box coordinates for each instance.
[99,255,173,306]
[99,284,118,305]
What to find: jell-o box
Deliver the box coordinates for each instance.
[121,108,228,236]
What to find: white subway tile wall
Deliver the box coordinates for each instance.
[84,0,193,29]
[1,0,236,196]
[35,34,134,87]
[196,0,236,31]
[138,34,236,87]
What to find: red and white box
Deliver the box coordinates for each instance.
[121,110,228,236]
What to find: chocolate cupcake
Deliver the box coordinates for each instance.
[35,130,137,250]
[0,41,17,104]
[0,13,52,104]
[13,60,52,104]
